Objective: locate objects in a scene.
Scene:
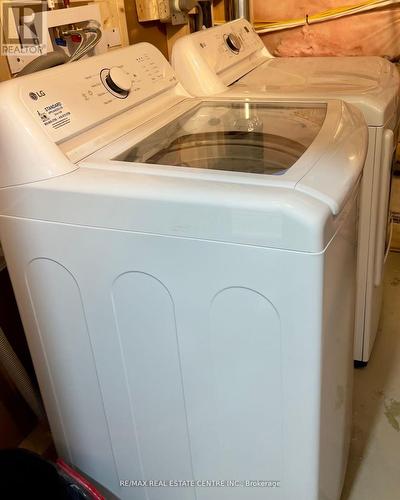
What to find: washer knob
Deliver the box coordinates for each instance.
[225,33,242,54]
[106,67,131,95]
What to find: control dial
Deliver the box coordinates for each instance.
[101,67,131,98]
[224,33,242,54]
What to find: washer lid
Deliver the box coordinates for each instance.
[237,56,399,126]
[114,101,326,176]
[3,98,366,253]
[84,99,367,217]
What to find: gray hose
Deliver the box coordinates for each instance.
[0,326,45,420]
[17,51,70,77]
[195,3,204,30]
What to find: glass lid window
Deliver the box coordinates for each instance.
[114,102,327,175]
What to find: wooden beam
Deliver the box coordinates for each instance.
[213,0,225,23]
[95,0,129,47]
[0,57,11,82]
[135,0,159,22]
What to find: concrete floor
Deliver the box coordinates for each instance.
[342,251,400,500]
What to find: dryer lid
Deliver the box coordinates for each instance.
[247,56,395,93]
[171,19,399,127]
[237,56,399,126]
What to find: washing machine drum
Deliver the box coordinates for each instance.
[142,131,306,175]
[115,102,326,176]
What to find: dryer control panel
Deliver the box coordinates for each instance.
[16,43,179,143]
[171,18,269,96]
[199,19,266,76]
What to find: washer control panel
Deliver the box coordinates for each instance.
[101,67,132,98]
[20,43,178,143]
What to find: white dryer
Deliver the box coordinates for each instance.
[0,44,367,500]
[171,18,400,364]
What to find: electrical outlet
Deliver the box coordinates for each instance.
[158,0,192,25]
[171,10,188,25]
[158,0,171,22]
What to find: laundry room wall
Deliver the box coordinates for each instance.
[124,0,169,58]
[0,0,200,81]
[253,1,400,58]
[0,0,130,82]
[126,1,207,59]
[0,58,11,82]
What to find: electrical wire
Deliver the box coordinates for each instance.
[255,0,387,30]
[254,0,400,33]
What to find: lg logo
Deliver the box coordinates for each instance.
[29,90,46,101]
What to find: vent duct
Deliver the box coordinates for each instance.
[224,0,251,22]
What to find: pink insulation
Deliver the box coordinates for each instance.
[254,1,400,58]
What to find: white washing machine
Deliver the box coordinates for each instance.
[0,44,367,500]
[171,18,400,364]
